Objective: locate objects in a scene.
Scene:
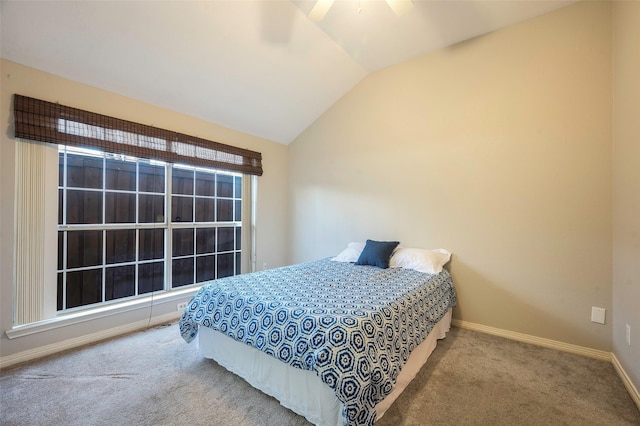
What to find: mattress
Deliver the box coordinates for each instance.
[198,308,452,425]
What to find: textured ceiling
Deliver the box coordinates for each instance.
[1,0,576,144]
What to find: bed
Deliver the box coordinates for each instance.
[179,241,457,426]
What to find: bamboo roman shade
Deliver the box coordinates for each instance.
[13,94,263,176]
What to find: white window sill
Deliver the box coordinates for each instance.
[5,287,199,340]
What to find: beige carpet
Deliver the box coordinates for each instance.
[1,322,638,426]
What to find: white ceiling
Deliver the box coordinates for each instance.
[1,0,576,145]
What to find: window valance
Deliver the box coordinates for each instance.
[13,94,263,176]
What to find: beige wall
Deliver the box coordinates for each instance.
[0,60,289,358]
[613,1,640,391]
[289,2,613,351]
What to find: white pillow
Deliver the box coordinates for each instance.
[331,242,365,262]
[389,247,451,274]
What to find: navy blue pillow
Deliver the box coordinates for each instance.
[355,239,400,269]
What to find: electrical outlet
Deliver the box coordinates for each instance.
[176,302,188,311]
[591,307,606,324]
[626,324,631,346]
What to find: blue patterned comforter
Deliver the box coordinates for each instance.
[179,258,456,426]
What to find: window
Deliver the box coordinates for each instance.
[57,146,242,312]
[170,167,243,289]
[12,95,260,326]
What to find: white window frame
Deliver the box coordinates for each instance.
[7,140,255,339]
[56,146,244,313]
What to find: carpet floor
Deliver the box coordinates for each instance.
[1,323,638,425]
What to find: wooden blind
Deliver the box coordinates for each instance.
[13,94,263,176]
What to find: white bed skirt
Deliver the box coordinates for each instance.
[198,308,452,425]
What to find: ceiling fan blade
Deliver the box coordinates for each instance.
[385,0,414,17]
[308,0,335,22]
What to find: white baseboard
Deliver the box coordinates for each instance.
[611,353,640,411]
[452,319,640,412]
[452,319,611,361]
[0,311,181,370]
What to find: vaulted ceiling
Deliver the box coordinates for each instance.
[1,0,576,144]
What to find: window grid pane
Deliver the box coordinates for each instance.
[58,146,242,311]
[105,158,136,191]
[169,167,242,288]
